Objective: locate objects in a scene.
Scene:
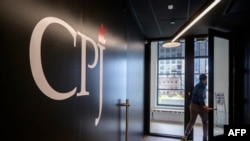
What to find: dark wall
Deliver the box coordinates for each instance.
[126,7,145,141]
[233,31,250,125]
[245,36,250,124]
[1,0,144,141]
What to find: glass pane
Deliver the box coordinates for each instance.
[200,59,207,73]
[158,59,185,75]
[158,90,185,106]
[199,41,207,56]
[194,38,208,57]
[158,74,185,90]
[194,58,208,74]
[194,42,199,56]
[213,37,229,136]
[158,74,185,107]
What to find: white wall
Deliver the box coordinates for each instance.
[150,42,158,109]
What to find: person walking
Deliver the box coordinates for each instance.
[181,74,213,141]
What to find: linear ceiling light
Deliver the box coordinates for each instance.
[172,0,221,42]
[163,0,221,48]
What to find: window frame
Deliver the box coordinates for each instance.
[156,40,186,107]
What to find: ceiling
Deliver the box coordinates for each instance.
[128,0,250,40]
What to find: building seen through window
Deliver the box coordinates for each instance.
[156,37,209,107]
[157,40,185,107]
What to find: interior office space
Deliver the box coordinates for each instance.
[1,0,249,141]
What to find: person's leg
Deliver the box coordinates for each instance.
[183,104,199,139]
[199,109,208,141]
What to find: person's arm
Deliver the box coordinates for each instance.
[203,106,215,111]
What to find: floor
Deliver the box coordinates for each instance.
[148,120,203,141]
[143,120,223,141]
[142,135,180,141]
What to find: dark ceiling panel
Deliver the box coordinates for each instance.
[129,0,250,40]
[159,19,186,39]
[228,0,250,14]
[141,22,162,38]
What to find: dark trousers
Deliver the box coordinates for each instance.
[184,103,208,139]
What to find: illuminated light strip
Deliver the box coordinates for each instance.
[171,0,221,42]
[162,41,181,48]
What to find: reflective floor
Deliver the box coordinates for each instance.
[144,120,223,141]
[148,121,203,141]
[142,135,179,141]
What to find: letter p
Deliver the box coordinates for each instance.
[241,129,246,136]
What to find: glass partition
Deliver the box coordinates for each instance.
[213,36,229,136]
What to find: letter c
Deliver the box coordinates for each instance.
[30,17,77,100]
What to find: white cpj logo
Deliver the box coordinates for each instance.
[29,17,106,126]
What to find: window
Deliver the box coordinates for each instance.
[157,40,185,107]
[194,37,209,105]
[155,37,209,107]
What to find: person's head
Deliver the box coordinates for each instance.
[199,74,207,84]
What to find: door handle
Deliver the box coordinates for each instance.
[118,99,130,141]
